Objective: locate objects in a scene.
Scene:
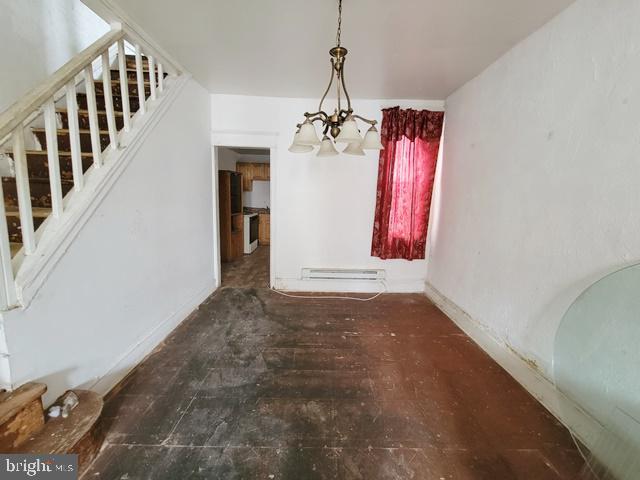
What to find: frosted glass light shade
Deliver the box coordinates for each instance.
[335,117,363,143]
[343,141,365,156]
[289,143,313,153]
[289,131,313,153]
[361,126,384,150]
[317,136,339,157]
[297,121,321,145]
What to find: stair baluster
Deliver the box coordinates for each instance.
[0,181,16,307]
[134,45,146,115]
[117,40,132,132]
[101,52,118,150]
[149,56,157,102]
[158,63,164,93]
[83,65,103,168]
[43,100,64,218]
[65,81,84,192]
[12,128,36,254]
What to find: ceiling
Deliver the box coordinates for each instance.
[108,0,575,100]
[228,148,270,157]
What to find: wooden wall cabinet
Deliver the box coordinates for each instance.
[219,170,243,262]
[236,162,270,191]
[258,213,270,246]
[235,163,252,191]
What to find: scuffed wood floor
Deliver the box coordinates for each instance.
[221,246,270,289]
[83,249,594,479]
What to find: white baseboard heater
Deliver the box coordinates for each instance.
[301,268,385,281]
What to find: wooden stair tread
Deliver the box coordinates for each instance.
[76,92,139,99]
[3,176,74,185]
[31,128,110,135]
[0,383,47,426]
[10,243,21,256]
[102,79,151,86]
[5,207,51,218]
[118,67,158,73]
[9,390,103,456]
[24,150,93,157]
[56,108,124,117]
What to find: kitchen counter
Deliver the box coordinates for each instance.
[243,207,270,215]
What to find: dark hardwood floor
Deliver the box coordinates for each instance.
[221,245,270,288]
[83,249,592,479]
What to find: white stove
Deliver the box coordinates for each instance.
[243,213,259,254]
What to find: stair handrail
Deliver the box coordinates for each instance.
[0,29,124,144]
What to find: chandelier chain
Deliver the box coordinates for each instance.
[336,0,342,47]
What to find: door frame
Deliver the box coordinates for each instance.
[211,131,278,289]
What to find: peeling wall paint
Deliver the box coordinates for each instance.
[427,0,640,380]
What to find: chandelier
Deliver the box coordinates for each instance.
[288,0,383,156]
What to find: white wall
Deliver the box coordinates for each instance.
[212,95,444,292]
[1,78,214,405]
[244,180,270,209]
[0,0,109,113]
[427,0,640,382]
[217,147,238,171]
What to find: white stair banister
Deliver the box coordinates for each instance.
[117,39,131,132]
[13,128,36,255]
[43,100,64,218]
[0,25,180,310]
[101,52,118,150]
[134,44,146,115]
[158,63,164,93]
[83,65,103,168]
[0,180,16,309]
[65,81,84,192]
[149,56,157,101]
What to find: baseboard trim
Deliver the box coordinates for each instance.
[89,281,216,397]
[275,277,425,293]
[424,281,603,448]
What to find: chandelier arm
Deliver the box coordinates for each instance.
[351,114,378,126]
[336,68,342,113]
[304,112,328,122]
[318,59,336,113]
[340,60,352,111]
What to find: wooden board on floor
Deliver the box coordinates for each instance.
[0,382,46,451]
[11,390,104,475]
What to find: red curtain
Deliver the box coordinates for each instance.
[371,107,445,260]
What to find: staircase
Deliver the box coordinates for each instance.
[0,27,179,310]
[4,56,163,256]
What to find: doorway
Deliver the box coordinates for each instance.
[213,144,273,289]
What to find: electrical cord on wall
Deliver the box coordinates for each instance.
[270,279,387,302]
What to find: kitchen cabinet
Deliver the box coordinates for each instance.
[236,162,270,191]
[235,163,252,191]
[219,171,244,262]
[258,213,270,246]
